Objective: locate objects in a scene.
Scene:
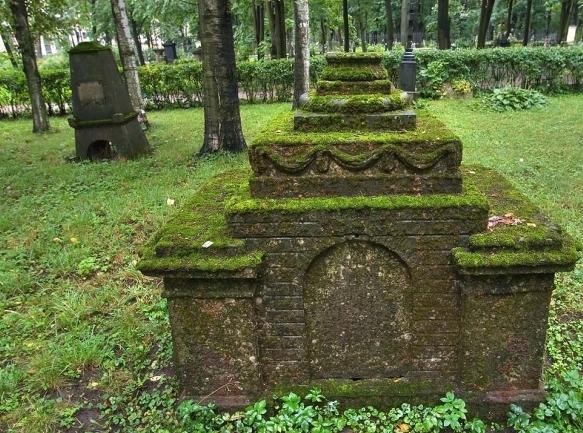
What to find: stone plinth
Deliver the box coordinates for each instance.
[68,42,150,160]
[138,52,579,420]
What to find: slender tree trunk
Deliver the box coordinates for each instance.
[320,19,327,53]
[523,0,533,45]
[505,0,514,38]
[385,0,394,49]
[267,0,286,58]
[400,0,410,46]
[9,0,49,132]
[0,24,19,68]
[197,0,246,154]
[89,0,98,38]
[477,0,495,48]
[292,0,309,109]
[130,18,146,65]
[438,0,450,49]
[111,0,144,112]
[559,0,575,42]
[253,2,265,57]
[343,0,349,51]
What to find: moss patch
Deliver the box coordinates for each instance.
[69,41,109,53]
[137,169,265,274]
[252,109,459,148]
[321,65,387,82]
[316,80,394,95]
[325,51,384,64]
[453,166,580,271]
[301,92,407,114]
[227,176,487,214]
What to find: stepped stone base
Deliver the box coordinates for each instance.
[250,172,462,198]
[294,110,416,132]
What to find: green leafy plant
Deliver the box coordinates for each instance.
[483,87,547,111]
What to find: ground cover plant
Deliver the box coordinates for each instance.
[0,96,582,432]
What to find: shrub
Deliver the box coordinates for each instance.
[482,87,547,112]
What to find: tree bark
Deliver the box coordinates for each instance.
[559,0,575,42]
[385,0,394,49]
[9,0,49,132]
[197,0,246,154]
[292,0,309,109]
[111,0,144,112]
[343,0,349,51]
[437,0,450,49]
[505,0,514,38]
[523,0,533,45]
[320,19,327,53]
[253,2,265,57]
[267,0,286,58]
[130,17,146,66]
[477,0,495,48]
[0,24,19,68]
[400,0,410,47]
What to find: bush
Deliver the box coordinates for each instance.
[1,46,582,118]
[482,87,547,112]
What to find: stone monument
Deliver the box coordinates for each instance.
[139,52,579,419]
[68,42,150,161]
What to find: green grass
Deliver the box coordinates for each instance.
[1,96,582,432]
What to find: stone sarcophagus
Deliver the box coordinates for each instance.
[68,42,150,161]
[139,53,578,419]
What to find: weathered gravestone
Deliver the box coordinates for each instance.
[139,52,579,419]
[68,42,150,161]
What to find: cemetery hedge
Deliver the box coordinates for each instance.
[1,46,583,118]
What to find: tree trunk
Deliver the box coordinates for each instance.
[343,0,349,51]
[523,0,533,45]
[197,0,246,154]
[253,2,265,57]
[267,0,286,58]
[0,24,19,68]
[477,0,495,48]
[320,19,327,53]
[505,0,514,38]
[9,0,49,132]
[292,0,309,109]
[437,0,450,49]
[130,18,146,65]
[385,0,394,49]
[559,0,575,42]
[400,0,410,47]
[111,0,144,113]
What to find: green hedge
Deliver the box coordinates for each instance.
[1,47,582,118]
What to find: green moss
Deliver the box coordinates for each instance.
[325,51,384,64]
[316,80,393,95]
[453,165,580,270]
[252,109,459,148]
[452,241,579,269]
[152,169,250,256]
[138,249,264,274]
[321,65,387,82]
[227,177,487,215]
[469,224,563,251]
[301,92,408,114]
[69,41,109,54]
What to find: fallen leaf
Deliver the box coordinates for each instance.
[166,198,175,206]
[202,241,214,248]
[527,222,537,227]
[70,237,79,244]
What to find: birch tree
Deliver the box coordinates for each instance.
[292,0,309,109]
[110,0,144,114]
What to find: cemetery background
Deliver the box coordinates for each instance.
[0,93,581,432]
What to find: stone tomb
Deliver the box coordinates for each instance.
[139,53,579,419]
[68,42,150,161]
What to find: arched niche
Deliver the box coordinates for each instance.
[303,241,411,380]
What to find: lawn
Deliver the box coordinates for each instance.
[0,96,581,433]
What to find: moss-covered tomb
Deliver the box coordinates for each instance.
[139,53,579,419]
